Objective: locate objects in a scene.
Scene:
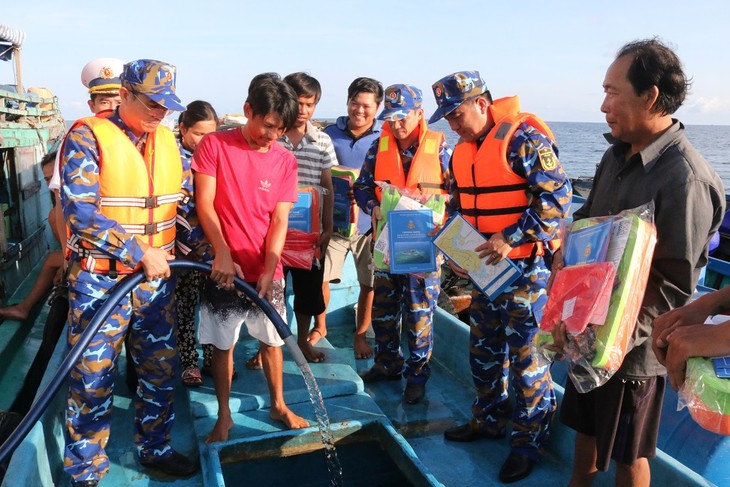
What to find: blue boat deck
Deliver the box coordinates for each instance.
[1,257,728,486]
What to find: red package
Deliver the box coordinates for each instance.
[281,229,320,270]
[541,262,616,334]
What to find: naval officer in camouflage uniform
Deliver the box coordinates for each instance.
[429,71,571,483]
[353,84,452,405]
[60,60,197,486]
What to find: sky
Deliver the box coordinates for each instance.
[2,0,730,125]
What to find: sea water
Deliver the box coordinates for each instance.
[429,120,730,189]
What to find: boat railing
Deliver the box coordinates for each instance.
[0,87,63,126]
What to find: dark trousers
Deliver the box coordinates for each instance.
[10,291,70,414]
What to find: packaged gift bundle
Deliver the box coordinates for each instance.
[681,356,730,435]
[539,203,657,392]
[678,315,730,436]
[372,183,447,272]
[282,185,325,270]
[331,165,360,238]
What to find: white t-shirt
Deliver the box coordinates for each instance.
[49,148,62,191]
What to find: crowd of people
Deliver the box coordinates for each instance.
[0,37,727,487]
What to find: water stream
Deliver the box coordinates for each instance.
[284,335,344,486]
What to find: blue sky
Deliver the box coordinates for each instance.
[2,0,729,125]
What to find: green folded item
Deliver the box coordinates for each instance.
[372,188,446,272]
[591,213,655,369]
[373,186,402,270]
[569,213,655,370]
[687,357,730,416]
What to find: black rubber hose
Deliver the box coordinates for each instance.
[0,260,292,462]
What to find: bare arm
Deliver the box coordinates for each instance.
[663,321,730,390]
[51,191,64,246]
[653,286,730,364]
[195,173,238,289]
[258,201,293,299]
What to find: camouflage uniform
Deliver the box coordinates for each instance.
[61,103,192,481]
[354,121,452,386]
[370,270,441,383]
[457,124,571,458]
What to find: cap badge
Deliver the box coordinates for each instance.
[99,66,115,79]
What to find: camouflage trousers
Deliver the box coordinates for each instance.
[370,269,440,385]
[64,267,178,482]
[468,256,555,458]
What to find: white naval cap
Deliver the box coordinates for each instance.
[81,57,124,94]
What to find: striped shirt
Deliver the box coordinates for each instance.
[278,121,337,185]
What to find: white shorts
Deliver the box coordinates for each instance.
[198,278,286,349]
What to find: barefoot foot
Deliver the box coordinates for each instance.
[0,305,29,321]
[354,335,373,359]
[271,406,309,429]
[298,338,325,363]
[306,327,327,346]
[205,415,234,444]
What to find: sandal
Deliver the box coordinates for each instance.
[181,367,203,387]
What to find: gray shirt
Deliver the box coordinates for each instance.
[574,120,725,378]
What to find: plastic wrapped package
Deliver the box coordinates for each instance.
[281,229,320,270]
[331,165,360,237]
[283,185,325,270]
[681,357,730,435]
[541,203,657,393]
[541,262,616,334]
[372,182,448,271]
[288,185,323,234]
[590,208,656,371]
[677,315,730,435]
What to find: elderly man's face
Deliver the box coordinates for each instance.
[600,55,652,145]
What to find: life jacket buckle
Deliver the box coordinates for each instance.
[144,196,158,208]
[143,223,155,234]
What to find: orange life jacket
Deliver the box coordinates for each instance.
[374,117,447,202]
[451,96,557,259]
[65,116,185,275]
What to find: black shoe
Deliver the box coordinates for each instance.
[139,450,199,477]
[359,367,401,384]
[498,452,534,483]
[72,482,99,487]
[404,383,425,404]
[443,422,506,442]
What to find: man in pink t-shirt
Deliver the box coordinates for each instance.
[193,76,309,443]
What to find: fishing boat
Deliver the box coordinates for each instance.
[2,26,730,486]
[0,21,66,429]
[3,188,730,487]
[3,251,730,486]
[0,24,65,300]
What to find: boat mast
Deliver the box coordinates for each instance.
[0,24,26,93]
[12,43,22,93]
